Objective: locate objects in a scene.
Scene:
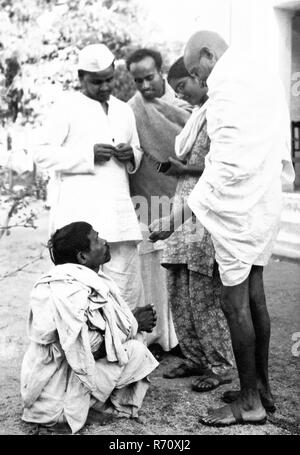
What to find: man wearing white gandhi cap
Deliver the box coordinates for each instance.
[33,43,156,321]
[78,43,115,73]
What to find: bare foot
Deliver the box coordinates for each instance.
[222,388,276,413]
[199,400,267,427]
[86,408,115,426]
[35,422,71,434]
[134,414,147,424]
[257,381,276,412]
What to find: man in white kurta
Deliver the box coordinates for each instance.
[33,44,144,311]
[183,31,295,426]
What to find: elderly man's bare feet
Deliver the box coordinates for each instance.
[222,388,276,413]
[199,398,267,427]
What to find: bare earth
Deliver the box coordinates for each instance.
[0,207,299,436]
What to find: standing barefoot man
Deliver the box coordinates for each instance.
[181,31,295,426]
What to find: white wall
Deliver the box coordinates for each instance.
[274,7,294,105]
[141,0,231,44]
[229,0,294,101]
[291,15,300,121]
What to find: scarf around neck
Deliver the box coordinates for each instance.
[175,101,208,161]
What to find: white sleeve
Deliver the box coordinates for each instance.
[33,102,95,174]
[126,105,143,174]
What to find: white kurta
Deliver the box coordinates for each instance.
[188,48,295,286]
[34,92,143,242]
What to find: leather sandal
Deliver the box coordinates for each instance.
[192,372,232,392]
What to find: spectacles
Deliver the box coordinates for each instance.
[197,78,207,88]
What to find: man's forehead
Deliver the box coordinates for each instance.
[88,229,98,238]
[130,56,158,75]
[84,66,114,80]
[183,47,197,72]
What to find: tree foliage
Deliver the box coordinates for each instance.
[0,0,187,240]
[0,0,147,126]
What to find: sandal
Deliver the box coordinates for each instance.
[222,389,276,414]
[192,372,232,392]
[163,362,206,379]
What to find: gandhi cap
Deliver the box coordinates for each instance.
[78,43,115,72]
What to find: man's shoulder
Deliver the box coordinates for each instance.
[127,91,141,109]
[110,94,136,116]
[110,94,128,107]
[34,265,90,294]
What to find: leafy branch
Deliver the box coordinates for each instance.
[0,247,45,281]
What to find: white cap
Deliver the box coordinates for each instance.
[77,44,115,72]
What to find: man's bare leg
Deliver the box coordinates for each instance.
[200,274,266,425]
[249,265,275,409]
[221,266,275,412]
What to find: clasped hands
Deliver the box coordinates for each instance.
[94,143,134,163]
[133,304,157,333]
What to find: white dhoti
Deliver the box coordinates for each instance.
[188,48,295,287]
[137,227,178,351]
[189,173,284,287]
[102,241,145,311]
[102,240,178,350]
[211,220,281,287]
[140,249,178,351]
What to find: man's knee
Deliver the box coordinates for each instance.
[125,339,148,361]
[221,281,249,322]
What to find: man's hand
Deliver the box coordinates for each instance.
[148,216,174,243]
[164,157,187,177]
[114,143,134,162]
[94,143,116,163]
[133,304,157,333]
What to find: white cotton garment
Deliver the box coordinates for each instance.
[175,101,208,161]
[21,264,158,433]
[188,47,295,287]
[33,91,143,241]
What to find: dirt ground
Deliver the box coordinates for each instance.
[0,206,299,436]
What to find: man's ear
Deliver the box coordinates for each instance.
[76,251,87,265]
[199,47,215,62]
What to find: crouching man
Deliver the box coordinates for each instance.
[20,222,159,434]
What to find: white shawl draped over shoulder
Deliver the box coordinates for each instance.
[188,48,295,286]
[22,264,138,410]
[36,264,138,366]
[175,102,208,161]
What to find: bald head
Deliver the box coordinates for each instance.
[184,30,228,83]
